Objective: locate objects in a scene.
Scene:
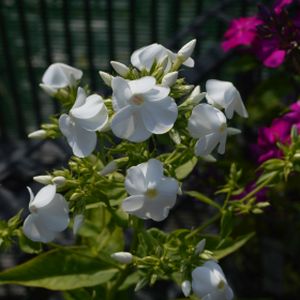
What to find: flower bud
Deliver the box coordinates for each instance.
[181,280,191,297]
[99,161,118,176]
[178,39,196,61]
[73,214,84,235]
[161,71,178,87]
[111,252,133,264]
[39,83,56,96]
[99,71,113,87]
[110,61,130,77]
[201,155,217,162]
[52,176,66,186]
[195,239,206,255]
[33,175,53,185]
[28,129,47,139]
[160,54,169,70]
[189,86,206,104]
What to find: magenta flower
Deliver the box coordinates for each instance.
[222,0,300,70]
[256,101,300,163]
[221,16,262,52]
[273,0,293,14]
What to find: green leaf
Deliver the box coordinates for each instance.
[0,247,118,290]
[213,232,255,260]
[175,157,198,180]
[185,191,221,210]
[220,211,233,238]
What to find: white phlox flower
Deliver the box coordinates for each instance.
[23,185,69,243]
[59,87,108,157]
[111,76,178,142]
[40,63,83,95]
[192,260,234,300]
[205,79,248,119]
[131,42,194,72]
[122,159,179,221]
[188,104,240,157]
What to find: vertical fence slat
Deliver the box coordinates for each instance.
[106,0,115,62]
[83,0,96,91]
[150,0,158,43]
[39,0,60,114]
[0,91,8,140]
[62,0,74,66]
[17,0,42,128]
[0,3,25,138]
[129,0,136,53]
[168,0,181,49]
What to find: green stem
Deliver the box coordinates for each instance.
[185,212,221,240]
[238,172,278,204]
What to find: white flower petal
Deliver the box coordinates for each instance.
[59,114,97,157]
[141,97,178,134]
[144,159,164,185]
[128,76,156,95]
[125,165,147,195]
[143,86,170,101]
[110,61,130,77]
[112,77,132,111]
[183,57,195,67]
[71,95,108,131]
[131,43,167,71]
[192,266,216,297]
[42,63,82,89]
[39,84,57,96]
[181,280,192,297]
[27,187,35,204]
[72,87,87,108]
[194,133,221,157]
[29,184,56,210]
[23,214,56,243]
[188,104,225,139]
[217,133,227,155]
[122,195,145,212]
[111,106,151,142]
[38,194,69,232]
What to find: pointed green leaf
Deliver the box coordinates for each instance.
[0,248,118,290]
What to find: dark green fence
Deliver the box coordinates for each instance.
[0,0,257,139]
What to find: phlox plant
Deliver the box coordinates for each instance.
[1,38,300,300]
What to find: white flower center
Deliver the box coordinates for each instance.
[145,188,158,199]
[217,279,225,290]
[30,205,38,213]
[219,123,227,133]
[130,94,144,106]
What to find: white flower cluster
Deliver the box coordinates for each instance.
[23,39,243,298]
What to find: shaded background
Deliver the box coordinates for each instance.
[2,0,300,299]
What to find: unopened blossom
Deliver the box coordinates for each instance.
[110,61,130,77]
[177,39,197,62]
[131,42,194,72]
[181,280,192,297]
[40,63,82,95]
[192,261,234,300]
[111,76,178,142]
[33,175,53,185]
[206,79,248,119]
[161,71,178,87]
[188,104,240,157]
[28,129,47,139]
[122,159,178,221]
[99,71,113,87]
[59,87,108,157]
[23,185,69,243]
[195,238,206,255]
[73,214,84,235]
[111,252,133,264]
